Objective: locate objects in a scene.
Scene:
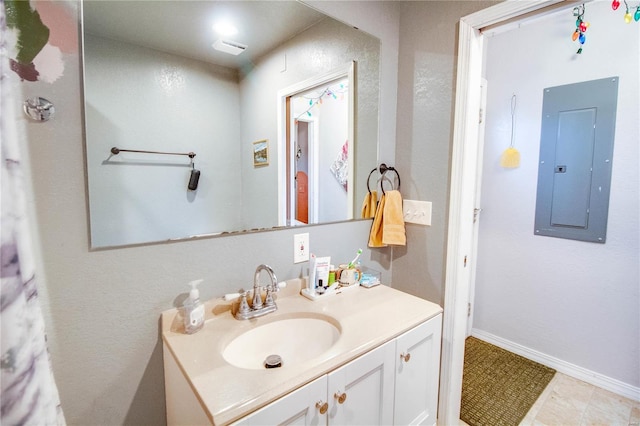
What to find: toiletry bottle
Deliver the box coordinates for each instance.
[308,255,317,296]
[183,279,204,334]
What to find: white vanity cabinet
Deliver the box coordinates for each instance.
[233,313,442,426]
[162,282,444,425]
[232,375,328,425]
[327,339,395,425]
[394,314,442,426]
[234,340,395,426]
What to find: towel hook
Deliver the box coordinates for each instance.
[23,96,55,122]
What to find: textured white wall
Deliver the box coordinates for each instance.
[317,89,349,223]
[15,2,400,424]
[475,2,639,387]
[84,35,242,246]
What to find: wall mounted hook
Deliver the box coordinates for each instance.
[23,96,55,122]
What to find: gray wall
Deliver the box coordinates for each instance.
[22,1,637,424]
[391,1,497,303]
[84,34,243,246]
[16,2,400,425]
[239,17,380,229]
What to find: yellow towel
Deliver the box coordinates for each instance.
[361,190,378,219]
[368,194,387,247]
[382,190,406,246]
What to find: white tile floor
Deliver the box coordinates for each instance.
[521,373,640,426]
[461,372,640,426]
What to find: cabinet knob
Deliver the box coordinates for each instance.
[316,401,328,415]
[400,352,411,363]
[334,391,347,404]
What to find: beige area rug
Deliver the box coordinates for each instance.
[461,336,556,426]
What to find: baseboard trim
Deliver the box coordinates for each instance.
[470,329,640,402]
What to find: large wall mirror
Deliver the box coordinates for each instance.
[81,1,380,248]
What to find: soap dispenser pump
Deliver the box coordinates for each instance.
[183,279,204,334]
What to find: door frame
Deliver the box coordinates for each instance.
[276,62,355,226]
[438,1,587,424]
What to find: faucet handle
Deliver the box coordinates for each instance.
[264,286,275,307]
[236,290,251,319]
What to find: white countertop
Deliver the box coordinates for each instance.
[161,280,442,425]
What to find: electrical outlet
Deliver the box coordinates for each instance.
[293,233,309,263]
[403,200,432,226]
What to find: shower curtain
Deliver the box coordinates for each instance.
[1,2,65,424]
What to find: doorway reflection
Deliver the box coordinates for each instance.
[288,77,350,225]
[295,120,310,224]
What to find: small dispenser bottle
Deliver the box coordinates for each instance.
[183,279,204,334]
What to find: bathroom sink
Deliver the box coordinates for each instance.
[222,315,341,370]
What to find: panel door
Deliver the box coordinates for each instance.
[394,314,443,426]
[534,77,619,242]
[327,340,395,425]
[232,375,327,426]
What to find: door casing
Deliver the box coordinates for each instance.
[439,2,589,424]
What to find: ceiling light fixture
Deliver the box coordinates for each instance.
[212,21,238,37]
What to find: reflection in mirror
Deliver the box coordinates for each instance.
[283,67,353,226]
[82,1,380,248]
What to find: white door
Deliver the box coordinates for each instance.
[327,340,395,425]
[293,118,318,224]
[466,78,488,337]
[232,375,327,426]
[394,315,443,426]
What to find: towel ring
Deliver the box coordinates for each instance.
[379,164,401,195]
[367,164,401,195]
[366,167,378,193]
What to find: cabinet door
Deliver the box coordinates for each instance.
[394,314,442,426]
[327,340,395,425]
[232,375,328,426]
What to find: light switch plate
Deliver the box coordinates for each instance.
[403,200,432,226]
[293,233,309,263]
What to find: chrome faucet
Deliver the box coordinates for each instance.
[235,264,279,320]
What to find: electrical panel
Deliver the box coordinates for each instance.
[534,77,619,243]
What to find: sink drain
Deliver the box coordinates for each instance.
[264,354,282,369]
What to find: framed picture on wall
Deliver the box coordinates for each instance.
[253,139,269,167]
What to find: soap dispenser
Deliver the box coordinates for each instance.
[183,279,204,334]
